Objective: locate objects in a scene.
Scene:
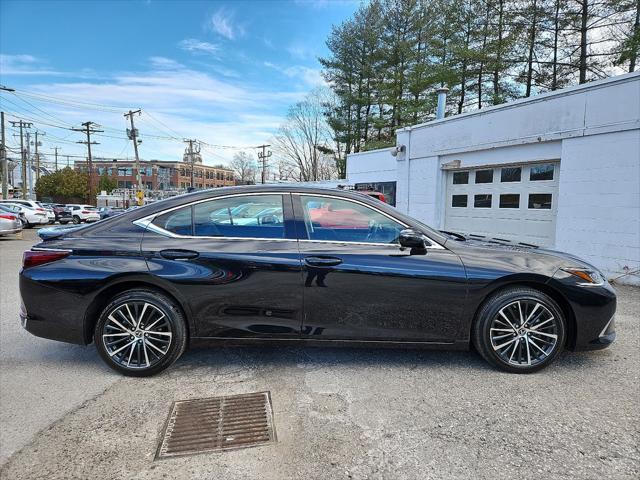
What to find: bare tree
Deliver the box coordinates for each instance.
[273,90,338,182]
[229,151,257,184]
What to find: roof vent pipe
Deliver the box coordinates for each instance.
[436,87,449,120]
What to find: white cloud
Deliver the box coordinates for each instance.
[264,62,326,88]
[16,57,308,164]
[0,54,61,76]
[208,8,244,40]
[178,39,220,56]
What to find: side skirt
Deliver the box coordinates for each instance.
[189,337,470,351]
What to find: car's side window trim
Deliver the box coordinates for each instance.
[134,192,296,241]
[291,192,445,250]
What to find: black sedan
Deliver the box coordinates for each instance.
[19,186,616,376]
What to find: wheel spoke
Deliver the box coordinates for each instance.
[528,330,557,340]
[126,342,136,366]
[529,317,554,331]
[525,337,532,365]
[109,339,137,357]
[146,331,172,337]
[493,337,518,351]
[517,301,524,326]
[103,332,130,338]
[107,315,132,334]
[528,337,548,356]
[145,338,166,355]
[143,340,150,367]
[525,303,541,324]
[498,310,518,332]
[137,303,149,329]
[144,315,166,332]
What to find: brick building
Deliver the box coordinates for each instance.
[76,158,235,190]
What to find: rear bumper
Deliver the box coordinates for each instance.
[0,226,22,235]
[19,276,87,345]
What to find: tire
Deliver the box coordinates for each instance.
[94,289,188,377]
[60,221,69,225]
[472,287,566,373]
[72,215,81,224]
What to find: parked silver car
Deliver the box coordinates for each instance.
[0,209,23,236]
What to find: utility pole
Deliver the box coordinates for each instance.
[51,147,60,171]
[73,122,102,204]
[1,111,6,199]
[9,119,32,199]
[184,139,198,189]
[124,109,143,205]
[256,144,272,184]
[33,130,45,182]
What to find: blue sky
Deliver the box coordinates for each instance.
[0,0,358,164]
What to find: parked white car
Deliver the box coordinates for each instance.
[34,202,56,224]
[66,205,101,224]
[0,202,48,227]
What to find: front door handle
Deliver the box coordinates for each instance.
[304,256,342,267]
[159,249,199,260]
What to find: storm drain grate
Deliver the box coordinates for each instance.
[155,391,276,459]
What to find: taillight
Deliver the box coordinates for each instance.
[23,250,70,269]
[36,208,45,212]
[82,210,91,214]
[0,214,16,220]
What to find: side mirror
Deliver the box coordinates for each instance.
[399,229,427,249]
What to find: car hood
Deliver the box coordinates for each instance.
[443,234,599,277]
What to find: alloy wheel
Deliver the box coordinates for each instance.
[490,299,559,367]
[102,301,173,370]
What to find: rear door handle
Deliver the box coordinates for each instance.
[159,249,199,260]
[304,256,342,267]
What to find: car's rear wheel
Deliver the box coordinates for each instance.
[72,215,81,224]
[94,290,187,377]
[473,287,566,373]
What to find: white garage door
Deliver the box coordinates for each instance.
[444,162,559,247]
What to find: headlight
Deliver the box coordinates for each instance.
[560,267,605,286]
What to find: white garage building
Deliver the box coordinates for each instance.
[346,72,640,285]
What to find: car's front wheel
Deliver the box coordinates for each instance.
[94,289,188,376]
[473,287,566,373]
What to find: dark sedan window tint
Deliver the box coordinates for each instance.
[530,164,554,181]
[300,196,403,244]
[193,195,284,238]
[154,207,193,235]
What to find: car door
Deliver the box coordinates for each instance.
[293,193,468,343]
[141,192,304,339]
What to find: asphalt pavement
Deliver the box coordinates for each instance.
[0,228,638,479]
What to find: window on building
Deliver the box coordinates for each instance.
[299,195,404,244]
[451,195,467,207]
[499,194,520,208]
[528,193,552,209]
[474,194,492,208]
[453,171,469,184]
[475,169,494,183]
[530,164,554,181]
[192,194,285,238]
[500,167,521,182]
